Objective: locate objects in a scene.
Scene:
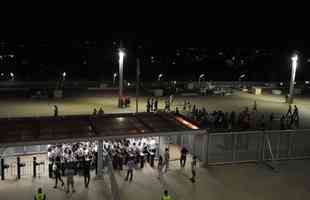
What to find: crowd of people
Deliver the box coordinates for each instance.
[181,100,300,131]
[47,137,160,192]
[146,95,174,113]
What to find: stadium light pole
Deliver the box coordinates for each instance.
[198,73,205,87]
[158,73,163,81]
[288,54,298,104]
[62,72,66,81]
[113,73,117,86]
[118,49,125,107]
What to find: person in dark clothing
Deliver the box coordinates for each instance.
[286,104,292,117]
[54,105,58,117]
[180,147,188,168]
[92,108,97,115]
[280,115,286,130]
[154,99,158,112]
[83,157,91,188]
[53,157,64,188]
[269,113,274,130]
[98,107,104,115]
[150,98,154,112]
[190,156,197,183]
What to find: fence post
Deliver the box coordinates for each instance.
[33,157,37,178]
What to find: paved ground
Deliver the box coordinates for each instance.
[1,91,310,128]
[1,159,310,200]
[1,92,310,199]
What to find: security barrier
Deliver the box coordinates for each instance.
[206,129,310,171]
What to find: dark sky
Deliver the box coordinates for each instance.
[0,37,309,82]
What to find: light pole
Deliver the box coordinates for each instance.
[10,72,14,81]
[238,74,246,88]
[288,54,298,104]
[198,73,205,87]
[119,49,125,107]
[158,73,163,81]
[62,72,66,81]
[113,73,117,86]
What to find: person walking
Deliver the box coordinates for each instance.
[286,104,292,117]
[83,157,91,188]
[161,190,172,200]
[34,188,46,200]
[53,157,64,189]
[125,157,135,181]
[157,155,164,179]
[65,162,76,193]
[180,146,188,168]
[163,148,170,172]
[190,156,197,183]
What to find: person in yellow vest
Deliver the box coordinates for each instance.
[161,190,172,200]
[34,188,46,200]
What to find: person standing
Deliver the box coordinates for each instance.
[54,105,58,117]
[92,108,97,116]
[180,146,188,168]
[83,157,91,188]
[34,188,46,200]
[190,156,197,183]
[161,190,172,200]
[253,100,257,112]
[151,98,154,112]
[125,158,135,181]
[154,98,158,112]
[163,148,170,173]
[53,157,64,189]
[269,113,274,130]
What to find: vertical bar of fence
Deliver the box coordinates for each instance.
[232,133,237,161]
[276,133,281,159]
[205,133,210,166]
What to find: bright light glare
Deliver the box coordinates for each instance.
[0,73,3,76]
[280,82,284,86]
[62,72,66,77]
[159,74,163,78]
[305,81,309,84]
[292,54,298,70]
[113,73,117,77]
[119,50,125,63]
[10,72,14,77]
[199,74,205,78]
[175,116,199,130]
[240,74,246,79]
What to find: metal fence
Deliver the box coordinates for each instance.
[206,129,310,169]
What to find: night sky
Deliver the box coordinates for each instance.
[0,36,309,82]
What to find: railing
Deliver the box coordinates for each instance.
[206,129,310,170]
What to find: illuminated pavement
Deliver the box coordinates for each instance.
[1,159,310,200]
[1,92,310,128]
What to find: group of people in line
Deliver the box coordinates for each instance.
[146,97,159,112]
[146,95,174,113]
[44,138,197,199]
[181,100,300,131]
[92,107,105,115]
[48,142,96,193]
[280,104,299,129]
